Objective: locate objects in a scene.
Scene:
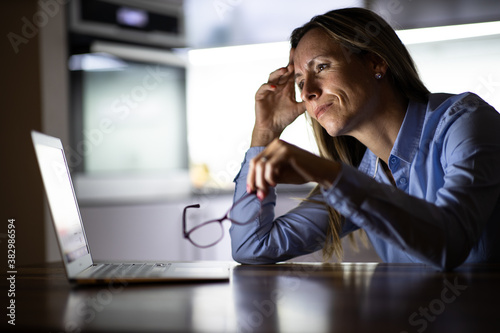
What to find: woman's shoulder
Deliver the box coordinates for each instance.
[426,92,495,116]
[421,92,500,150]
[420,92,498,134]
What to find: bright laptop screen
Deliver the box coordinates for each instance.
[35,143,89,263]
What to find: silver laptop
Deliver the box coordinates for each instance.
[31,131,229,283]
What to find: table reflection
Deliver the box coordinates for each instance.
[55,263,499,333]
[231,263,478,333]
[62,281,235,332]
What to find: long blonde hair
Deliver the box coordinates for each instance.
[290,7,430,261]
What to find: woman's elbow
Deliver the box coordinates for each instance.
[430,244,470,271]
[231,245,278,265]
[232,248,254,264]
[434,258,463,272]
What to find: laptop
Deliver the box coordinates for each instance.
[31,131,230,283]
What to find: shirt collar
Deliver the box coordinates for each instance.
[390,98,427,164]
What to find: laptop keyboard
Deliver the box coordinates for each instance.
[90,263,170,278]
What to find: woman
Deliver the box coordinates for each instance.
[229,7,500,270]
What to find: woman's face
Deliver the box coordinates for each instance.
[293,28,381,138]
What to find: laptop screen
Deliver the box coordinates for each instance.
[34,143,89,263]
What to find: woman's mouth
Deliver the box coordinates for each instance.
[314,103,333,120]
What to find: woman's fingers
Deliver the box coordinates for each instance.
[247,145,275,199]
[266,65,296,88]
[247,157,268,200]
[255,83,277,101]
[254,157,269,200]
[288,48,295,66]
[267,67,288,84]
[246,140,296,200]
[264,160,278,188]
[247,157,256,194]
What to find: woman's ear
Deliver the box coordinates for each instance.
[365,52,388,77]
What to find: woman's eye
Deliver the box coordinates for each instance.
[297,81,304,90]
[317,64,328,72]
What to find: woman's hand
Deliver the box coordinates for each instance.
[251,59,306,147]
[247,139,342,200]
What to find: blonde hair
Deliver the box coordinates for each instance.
[290,7,429,261]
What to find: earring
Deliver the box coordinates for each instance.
[375,73,383,79]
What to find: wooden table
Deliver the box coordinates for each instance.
[1,262,499,332]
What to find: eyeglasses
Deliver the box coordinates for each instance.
[182,192,262,248]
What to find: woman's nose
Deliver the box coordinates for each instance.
[300,78,321,101]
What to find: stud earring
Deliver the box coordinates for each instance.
[375,73,383,79]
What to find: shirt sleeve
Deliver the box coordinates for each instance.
[229,147,358,264]
[322,99,500,270]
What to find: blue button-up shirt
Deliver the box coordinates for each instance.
[230,93,500,270]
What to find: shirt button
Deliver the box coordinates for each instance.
[398,177,408,186]
[389,157,398,166]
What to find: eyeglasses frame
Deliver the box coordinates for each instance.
[182,192,261,248]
